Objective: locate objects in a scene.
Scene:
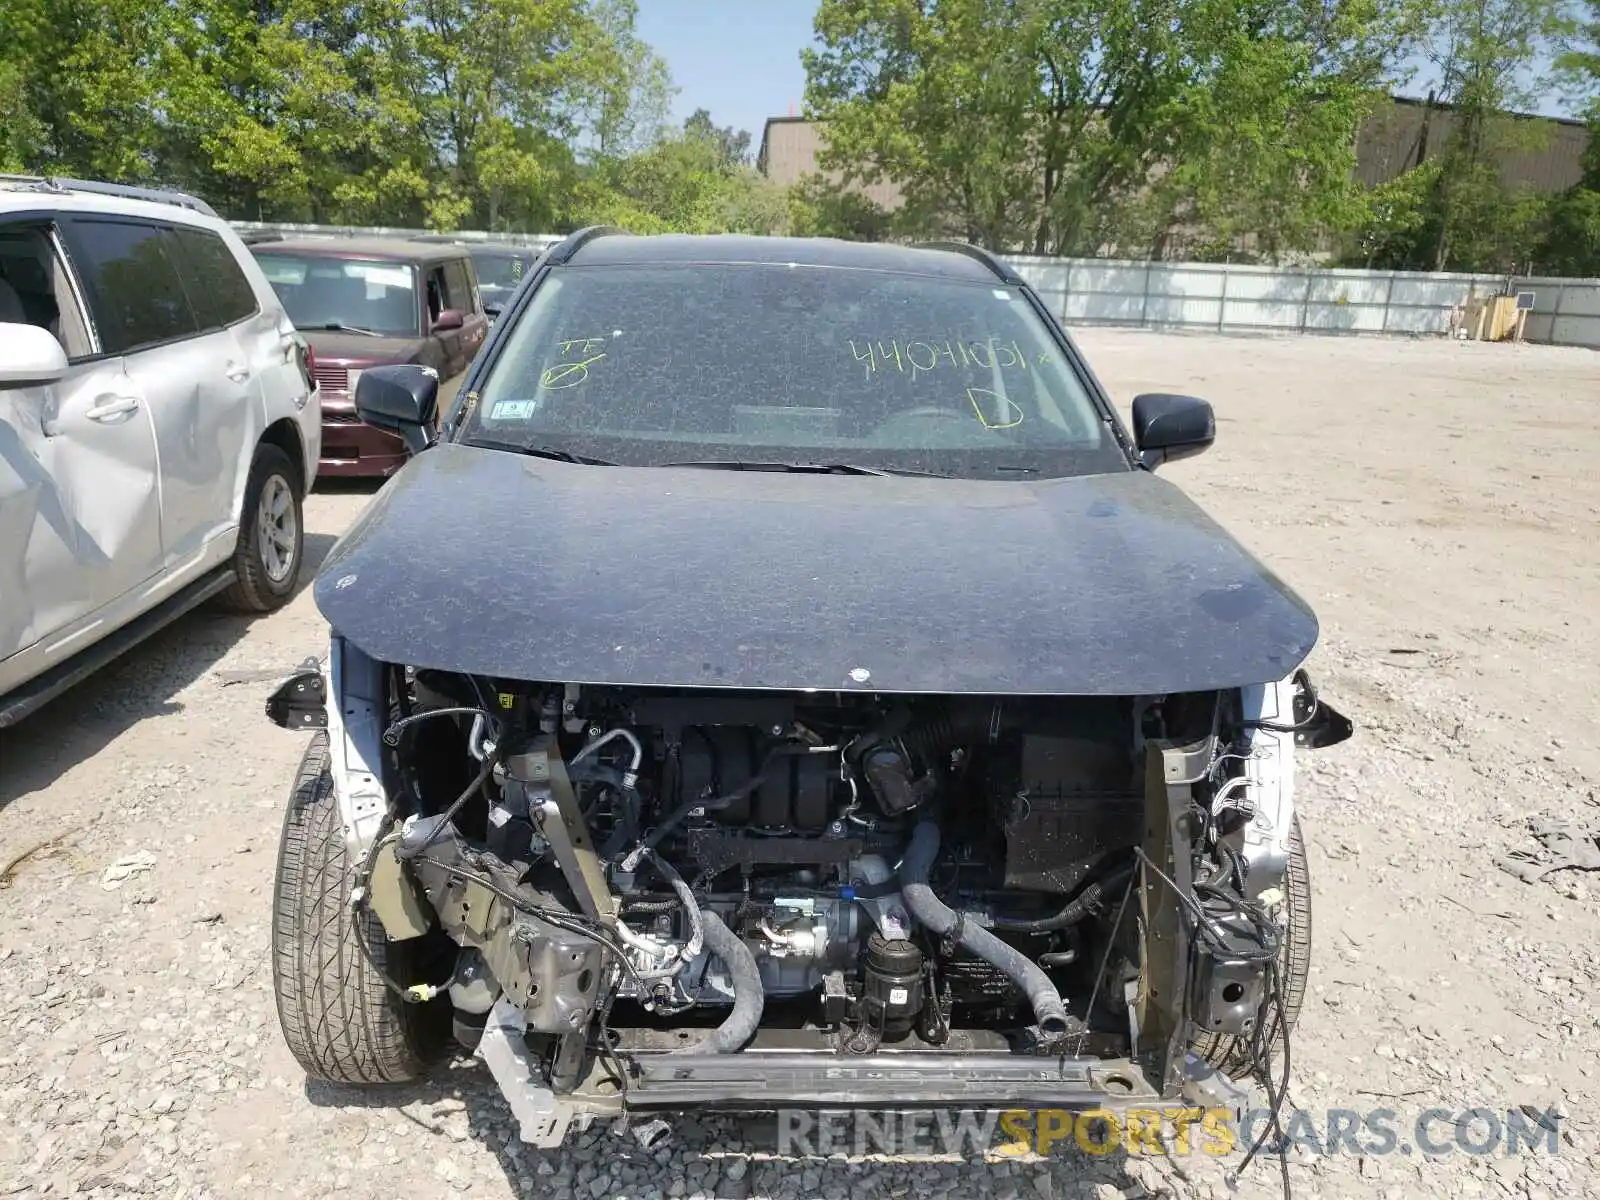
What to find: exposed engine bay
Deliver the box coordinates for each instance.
[282,645,1350,1144]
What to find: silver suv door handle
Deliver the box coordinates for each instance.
[86,395,140,422]
[225,363,252,383]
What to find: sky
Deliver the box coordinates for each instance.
[634,0,818,150]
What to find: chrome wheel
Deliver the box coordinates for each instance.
[256,474,298,584]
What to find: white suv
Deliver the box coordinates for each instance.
[0,177,321,726]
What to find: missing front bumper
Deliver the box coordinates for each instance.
[478,999,1251,1150]
[609,1048,1162,1109]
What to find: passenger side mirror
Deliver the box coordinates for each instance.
[0,323,68,389]
[1131,393,1215,467]
[431,308,464,333]
[354,365,439,454]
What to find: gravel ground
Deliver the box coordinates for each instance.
[2,330,1597,1200]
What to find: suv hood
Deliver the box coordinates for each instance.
[315,443,1318,695]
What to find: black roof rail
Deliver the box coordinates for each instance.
[910,240,1023,284]
[0,175,219,218]
[545,225,628,265]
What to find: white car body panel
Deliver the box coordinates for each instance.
[1238,676,1299,892]
[0,183,320,713]
[0,356,163,668]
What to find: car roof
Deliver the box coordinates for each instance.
[247,236,470,263]
[561,233,1009,284]
[0,177,231,232]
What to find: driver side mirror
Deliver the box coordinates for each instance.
[431,308,464,333]
[1131,393,1215,467]
[0,323,68,389]
[354,365,439,455]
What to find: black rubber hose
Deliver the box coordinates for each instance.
[899,820,1071,1038]
[677,909,763,1054]
[988,865,1135,934]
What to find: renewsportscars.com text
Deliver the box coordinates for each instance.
[776,1106,1564,1159]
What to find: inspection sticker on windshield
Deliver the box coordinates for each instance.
[489,399,537,420]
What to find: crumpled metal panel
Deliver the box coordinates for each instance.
[315,442,1320,696]
[1,367,162,681]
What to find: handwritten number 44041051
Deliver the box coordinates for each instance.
[849,337,1050,379]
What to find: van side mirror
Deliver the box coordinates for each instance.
[1131,393,1215,467]
[431,308,464,333]
[0,323,68,388]
[354,364,439,454]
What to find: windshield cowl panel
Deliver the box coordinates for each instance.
[459,262,1129,481]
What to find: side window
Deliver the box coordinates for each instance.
[170,227,259,329]
[0,224,95,359]
[425,266,447,323]
[443,259,473,314]
[65,219,199,354]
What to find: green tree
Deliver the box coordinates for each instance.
[804,0,1410,257]
[0,0,671,230]
[2,0,171,181]
[576,117,790,235]
[1539,184,1600,271]
[1406,0,1575,270]
[787,174,896,240]
[573,0,674,159]
[1538,7,1600,274]
[1556,0,1600,93]
[683,108,753,168]
[0,56,43,173]
[1136,0,1412,261]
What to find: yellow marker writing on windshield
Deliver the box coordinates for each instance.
[967,386,1024,429]
[540,336,609,388]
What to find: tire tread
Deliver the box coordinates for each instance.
[270,734,437,1084]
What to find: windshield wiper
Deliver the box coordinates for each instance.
[465,439,617,465]
[661,459,946,478]
[308,321,387,338]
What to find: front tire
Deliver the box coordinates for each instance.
[271,733,449,1084]
[220,445,302,613]
[1191,816,1312,1079]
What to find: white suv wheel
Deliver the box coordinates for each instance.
[257,474,299,584]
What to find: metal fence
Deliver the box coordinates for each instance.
[1008,256,1514,338]
[1507,274,1600,349]
[227,222,1600,349]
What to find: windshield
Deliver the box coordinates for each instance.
[253,253,419,337]
[461,263,1127,480]
[470,249,533,288]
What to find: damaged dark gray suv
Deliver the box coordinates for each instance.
[266,230,1351,1146]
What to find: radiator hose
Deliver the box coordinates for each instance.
[988,865,1136,933]
[677,909,764,1054]
[898,820,1071,1038]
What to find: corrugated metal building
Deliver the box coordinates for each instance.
[1355,97,1588,192]
[757,116,908,211]
[759,96,1591,213]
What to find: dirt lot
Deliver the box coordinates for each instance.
[2,330,1596,1200]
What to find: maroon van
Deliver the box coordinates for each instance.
[251,238,488,477]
